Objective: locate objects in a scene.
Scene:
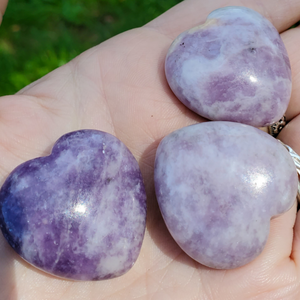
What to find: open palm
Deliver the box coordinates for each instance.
[1,0,300,299]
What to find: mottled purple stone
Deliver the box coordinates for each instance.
[154,122,297,269]
[165,6,292,126]
[0,130,147,280]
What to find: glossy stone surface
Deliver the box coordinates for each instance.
[0,130,147,280]
[165,6,292,127]
[154,122,297,269]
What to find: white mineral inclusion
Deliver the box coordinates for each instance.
[154,122,298,269]
[165,6,292,126]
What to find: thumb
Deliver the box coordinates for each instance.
[0,0,8,25]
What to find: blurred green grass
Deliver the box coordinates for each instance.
[0,0,182,96]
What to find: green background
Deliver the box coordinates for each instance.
[0,0,182,96]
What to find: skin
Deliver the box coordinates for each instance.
[0,0,300,299]
[0,0,7,24]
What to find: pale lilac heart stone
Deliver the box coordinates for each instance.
[165,6,292,126]
[154,122,297,269]
[0,130,147,280]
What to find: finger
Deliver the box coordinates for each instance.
[278,115,300,265]
[244,202,298,295]
[260,202,297,264]
[280,26,300,120]
[146,0,300,39]
[0,0,8,15]
[0,0,8,25]
[292,209,300,266]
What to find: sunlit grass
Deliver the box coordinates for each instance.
[0,0,182,96]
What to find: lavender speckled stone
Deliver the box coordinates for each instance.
[0,130,147,280]
[154,122,297,269]
[165,6,292,126]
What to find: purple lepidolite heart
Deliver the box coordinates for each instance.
[165,6,292,126]
[154,121,297,269]
[0,130,147,280]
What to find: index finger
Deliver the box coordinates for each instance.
[146,0,300,38]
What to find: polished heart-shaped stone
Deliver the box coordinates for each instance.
[0,130,147,281]
[154,121,297,269]
[165,6,292,127]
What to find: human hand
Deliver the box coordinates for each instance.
[1,0,300,299]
